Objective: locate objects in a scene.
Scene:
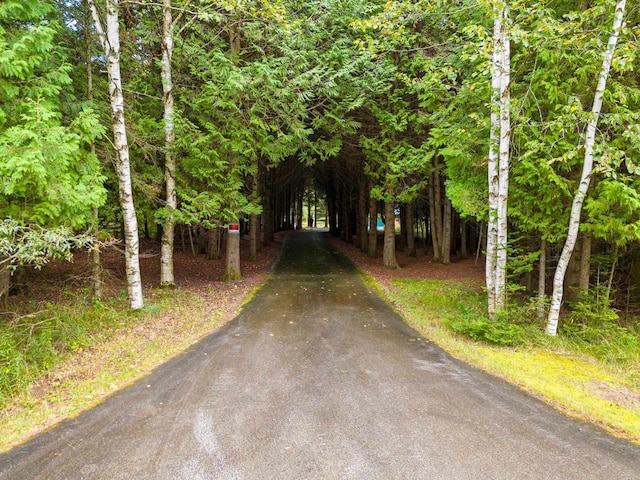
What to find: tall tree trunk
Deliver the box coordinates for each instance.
[487,2,510,318]
[249,173,259,261]
[206,225,221,260]
[579,232,592,295]
[398,206,407,252]
[358,176,368,252]
[428,173,442,262]
[314,191,318,227]
[382,200,399,269]
[84,2,102,300]
[328,191,337,236]
[433,168,444,261]
[223,226,241,282]
[406,202,416,257]
[91,208,103,300]
[460,219,468,259]
[537,239,547,320]
[297,187,304,231]
[160,0,177,287]
[88,0,143,309]
[442,197,452,265]
[564,247,581,302]
[606,253,618,304]
[342,182,352,244]
[368,184,377,258]
[546,0,626,335]
[263,170,274,246]
[188,225,196,257]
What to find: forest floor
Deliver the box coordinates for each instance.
[1,230,639,451]
[327,234,485,287]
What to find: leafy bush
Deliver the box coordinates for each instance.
[560,288,640,367]
[450,318,525,346]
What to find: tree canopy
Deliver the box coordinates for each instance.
[1,0,640,335]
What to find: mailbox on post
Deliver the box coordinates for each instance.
[228,222,240,234]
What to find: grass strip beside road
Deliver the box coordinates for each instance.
[0,284,262,453]
[377,276,640,445]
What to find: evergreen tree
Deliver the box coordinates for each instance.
[0,0,106,297]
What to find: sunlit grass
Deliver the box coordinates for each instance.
[383,277,640,445]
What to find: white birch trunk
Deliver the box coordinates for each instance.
[486,4,505,318]
[494,4,511,313]
[88,0,143,309]
[160,0,177,287]
[546,0,626,336]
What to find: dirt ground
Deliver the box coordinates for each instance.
[327,234,485,288]
[10,231,483,311]
[9,234,282,313]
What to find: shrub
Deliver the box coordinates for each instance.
[560,288,640,367]
[450,318,525,346]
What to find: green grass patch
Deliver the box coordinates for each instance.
[384,277,640,444]
[0,287,240,452]
[0,299,128,408]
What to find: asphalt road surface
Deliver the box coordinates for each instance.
[1,231,639,479]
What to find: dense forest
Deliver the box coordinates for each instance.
[1,0,639,339]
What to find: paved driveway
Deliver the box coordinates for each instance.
[1,232,638,479]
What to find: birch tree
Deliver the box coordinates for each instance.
[159,0,177,287]
[545,0,627,336]
[88,0,143,309]
[486,0,511,319]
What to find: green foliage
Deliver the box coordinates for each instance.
[0,220,96,269]
[0,0,106,229]
[0,300,124,407]
[0,105,106,227]
[561,293,640,367]
[564,287,619,331]
[450,318,525,346]
[558,288,640,367]
[388,277,525,345]
[584,177,640,246]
